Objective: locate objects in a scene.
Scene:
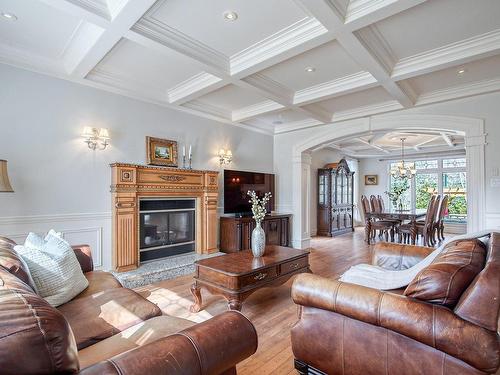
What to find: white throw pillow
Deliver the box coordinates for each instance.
[14,231,89,307]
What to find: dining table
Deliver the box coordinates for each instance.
[365,208,427,245]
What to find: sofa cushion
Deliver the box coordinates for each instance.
[404,239,487,307]
[0,287,79,375]
[0,237,36,291]
[455,232,500,331]
[73,270,122,300]
[58,287,162,350]
[15,231,89,306]
[78,315,195,368]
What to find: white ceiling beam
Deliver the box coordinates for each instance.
[356,137,390,153]
[392,29,500,81]
[413,135,441,150]
[440,132,456,148]
[68,1,158,78]
[167,73,226,105]
[232,101,285,122]
[39,0,111,27]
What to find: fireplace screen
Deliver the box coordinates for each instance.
[139,199,195,262]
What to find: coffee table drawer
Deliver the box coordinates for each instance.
[239,267,278,288]
[281,257,308,275]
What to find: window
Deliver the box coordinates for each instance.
[388,156,467,223]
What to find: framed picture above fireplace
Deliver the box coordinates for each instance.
[146,136,178,167]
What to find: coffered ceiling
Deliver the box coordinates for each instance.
[1,0,500,135]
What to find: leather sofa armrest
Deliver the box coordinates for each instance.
[371,242,434,270]
[71,245,94,273]
[292,273,499,373]
[80,311,258,375]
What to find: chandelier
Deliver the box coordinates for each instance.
[390,138,416,179]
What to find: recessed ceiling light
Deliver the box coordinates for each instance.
[305,66,316,73]
[223,11,238,21]
[457,68,466,75]
[1,12,17,21]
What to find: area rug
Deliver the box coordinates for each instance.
[112,251,224,288]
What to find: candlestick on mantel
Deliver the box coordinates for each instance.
[189,145,192,159]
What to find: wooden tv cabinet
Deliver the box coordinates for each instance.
[219,214,291,253]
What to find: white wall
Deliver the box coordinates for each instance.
[0,64,274,269]
[275,91,500,245]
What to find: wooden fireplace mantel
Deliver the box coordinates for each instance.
[111,163,219,272]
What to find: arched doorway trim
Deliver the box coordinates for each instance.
[291,115,485,248]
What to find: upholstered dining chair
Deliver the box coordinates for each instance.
[436,195,449,242]
[398,195,440,246]
[362,195,397,242]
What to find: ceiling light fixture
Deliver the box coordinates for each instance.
[305,66,316,73]
[1,12,17,21]
[223,11,238,21]
[457,68,466,75]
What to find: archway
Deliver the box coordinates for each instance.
[291,114,486,248]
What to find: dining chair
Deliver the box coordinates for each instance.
[362,195,396,242]
[436,195,449,242]
[398,195,439,246]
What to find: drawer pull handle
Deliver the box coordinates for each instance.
[254,272,267,280]
[290,263,300,269]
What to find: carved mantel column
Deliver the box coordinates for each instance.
[111,163,219,272]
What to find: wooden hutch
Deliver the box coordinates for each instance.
[317,159,355,236]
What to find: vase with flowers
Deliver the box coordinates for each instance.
[385,179,409,211]
[247,190,272,257]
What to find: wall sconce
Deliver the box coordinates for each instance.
[219,148,232,165]
[82,127,110,150]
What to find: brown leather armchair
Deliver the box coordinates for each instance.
[290,235,500,375]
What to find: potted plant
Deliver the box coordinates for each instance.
[247,190,272,257]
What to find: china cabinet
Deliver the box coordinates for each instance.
[317,159,355,236]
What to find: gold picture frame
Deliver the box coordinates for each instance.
[364,175,378,185]
[146,136,178,167]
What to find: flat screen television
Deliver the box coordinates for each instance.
[223,169,275,215]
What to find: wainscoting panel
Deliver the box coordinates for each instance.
[485,213,500,230]
[0,212,112,269]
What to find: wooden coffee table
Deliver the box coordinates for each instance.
[190,245,310,312]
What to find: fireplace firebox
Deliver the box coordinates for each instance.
[139,198,195,262]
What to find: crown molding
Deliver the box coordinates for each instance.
[293,71,378,105]
[416,78,500,106]
[230,17,328,75]
[167,72,224,104]
[242,73,295,104]
[392,29,500,80]
[355,25,396,74]
[182,100,232,121]
[346,0,398,23]
[87,67,167,99]
[331,100,402,122]
[274,119,324,134]
[0,44,64,76]
[232,100,284,122]
[61,21,104,74]
[64,0,110,20]
[131,18,229,75]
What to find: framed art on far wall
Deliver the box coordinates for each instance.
[364,175,378,185]
[146,136,178,167]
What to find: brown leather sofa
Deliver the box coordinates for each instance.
[0,236,258,374]
[291,233,500,375]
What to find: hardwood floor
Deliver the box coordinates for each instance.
[135,228,375,374]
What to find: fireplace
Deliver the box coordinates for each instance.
[111,163,218,272]
[139,198,195,262]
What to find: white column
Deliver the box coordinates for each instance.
[292,152,312,249]
[465,134,486,232]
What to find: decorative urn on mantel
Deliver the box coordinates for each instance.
[110,163,219,272]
